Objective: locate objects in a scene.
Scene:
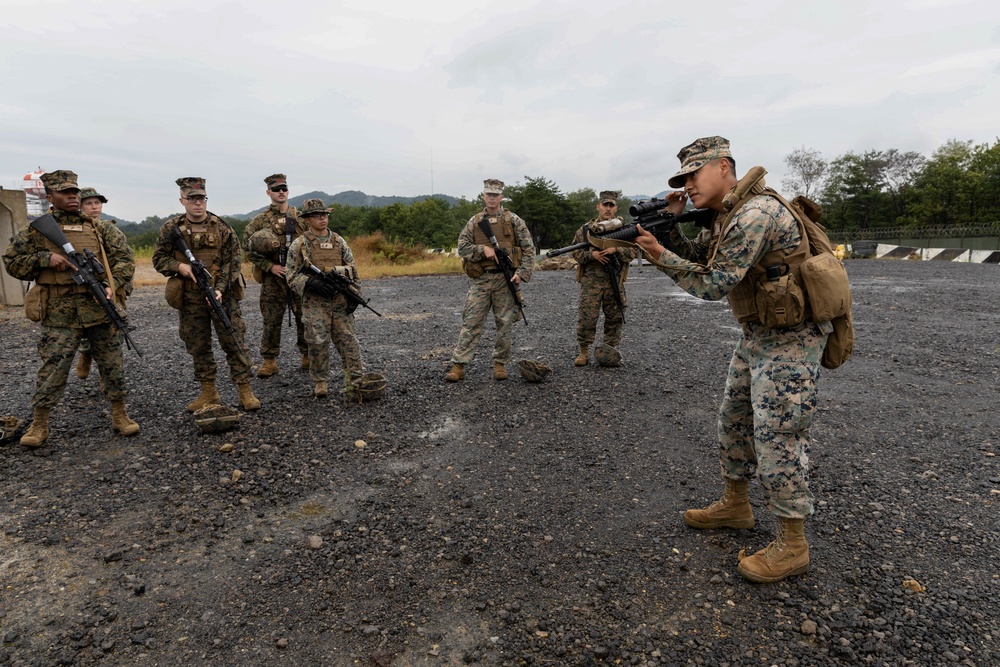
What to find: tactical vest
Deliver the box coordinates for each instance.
[174,216,225,290]
[303,231,344,272]
[708,169,812,328]
[471,209,522,270]
[36,215,103,289]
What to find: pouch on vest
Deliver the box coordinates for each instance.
[822,310,854,369]
[252,265,264,284]
[23,283,48,322]
[463,258,484,279]
[753,265,806,329]
[231,273,246,301]
[165,276,184,309]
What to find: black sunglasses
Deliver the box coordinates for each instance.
[270,186,288,192]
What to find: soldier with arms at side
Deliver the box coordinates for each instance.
[2,170,139,447]
[571,190,637,367]
[444,179,535,382]
[286,198,366,398]
[633,136,832,583]
[151,177,261,413]
[243,173,308,377]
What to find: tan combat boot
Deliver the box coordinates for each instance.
[314,381,328,397]
[76,352,92,379]
[683,478,755,529]
[493,362,508,381]
[187,381,221,412]
[738,517,809,583]
[110,400,140,436]
[444,363,464,382]
[238,383,261,411]
[257,358,279,377]
[574,346,590,366]
[300,354,310,370]
[20,407,50,448]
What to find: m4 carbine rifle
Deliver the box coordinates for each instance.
[30,214,142,357]
[476,216,527,326]
[303,264,382,317]
[280,214,297,326]
[168,228,239,338]
[545,201,715,258]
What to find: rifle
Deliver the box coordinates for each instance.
[545,203,715,258]
[280,214,297,327]
[30,214,142,357]
[303,264,382,317]
[476,216,527,326]
[603,254,626,323]
[168,227,240,337]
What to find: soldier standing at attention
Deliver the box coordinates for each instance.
[2,170,139,447]
[243,174,308,377]
[74,186,113,380]
[151,177,261,412]
[571,190,637,366]
[633,137,831,583]
[286,198,365,398]
[444,179,535,382]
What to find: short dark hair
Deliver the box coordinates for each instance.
[723,156,736,171]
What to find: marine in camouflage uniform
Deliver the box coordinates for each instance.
[243,173,308,376]
[2,170,139,447]
[151,177,260,413]
[571,190,637,366]
[286,198,365,398]
[74,186,113,380]
[633,137,831,583]
[444,179,535,382]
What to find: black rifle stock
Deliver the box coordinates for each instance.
[603,254,626,324]
[304,264,382,317]
[545,204,715,258]
[476,216,527,326]
[30,214,142,357]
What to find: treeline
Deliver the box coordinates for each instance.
[783,138,1000,231]
[125,178,634,251]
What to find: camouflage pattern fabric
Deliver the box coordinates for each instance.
[668,135,733,189]
[450,209,534,365]
[652,190,829,519]
[571,220,636,348]
[243,205,308,359]
[151,214,252,383]
[2,210,135,408]
[287,232,364,382]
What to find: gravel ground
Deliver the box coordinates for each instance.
[1,259,998,667]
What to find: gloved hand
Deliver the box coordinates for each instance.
[305,276,338,299]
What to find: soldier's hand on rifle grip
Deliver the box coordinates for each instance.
[49,253,77,272]
[269,264,287,278]
[511,272,522,285]
[177,263,195,281]
[634,224,666,258]
[591,248,614,265]
[483,246,497,261]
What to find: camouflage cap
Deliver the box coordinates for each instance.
[482,178,505,195]
[668,136,732,189]
[264,173,287,189]
[176,177,206,196]
[79,187,108,203]
[300,198,329,216]
[599,190,620,204]
[40,170,80,192]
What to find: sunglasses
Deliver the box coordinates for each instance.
[270,186,288,192]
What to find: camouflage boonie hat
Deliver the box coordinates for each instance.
[264,173,287,189]
[79,187,108,203]
[599,190,620,204]
[176,177,206,196]
[518,359,552,383]
[668,136,732,189]
[483,179,505,195]
[40,170,80,192]
[300,198,329,216]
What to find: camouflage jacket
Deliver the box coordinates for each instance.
[286,231,356,299]
[657,194,801,301]
[2,210,136,328]
[151,213,243,294]
[457,208,535,282]
[571,219,638,275]
[243,204,304,272]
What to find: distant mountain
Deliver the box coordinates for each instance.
[233,190,462,220]
[627,192,670,202]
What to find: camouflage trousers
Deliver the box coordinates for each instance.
[178,290,253,384]
[258,273,307,359]
[450,273,519,365]
[302,292,364,382]
[34,323,127,408]
[576,269,626,348]
[717,320,829,519]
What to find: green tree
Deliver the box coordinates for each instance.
[505,176,585,250]
[820,150,888,230]
[781,147,827,198]
[905,139,974,227]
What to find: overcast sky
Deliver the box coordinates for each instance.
[2,0,998,222]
